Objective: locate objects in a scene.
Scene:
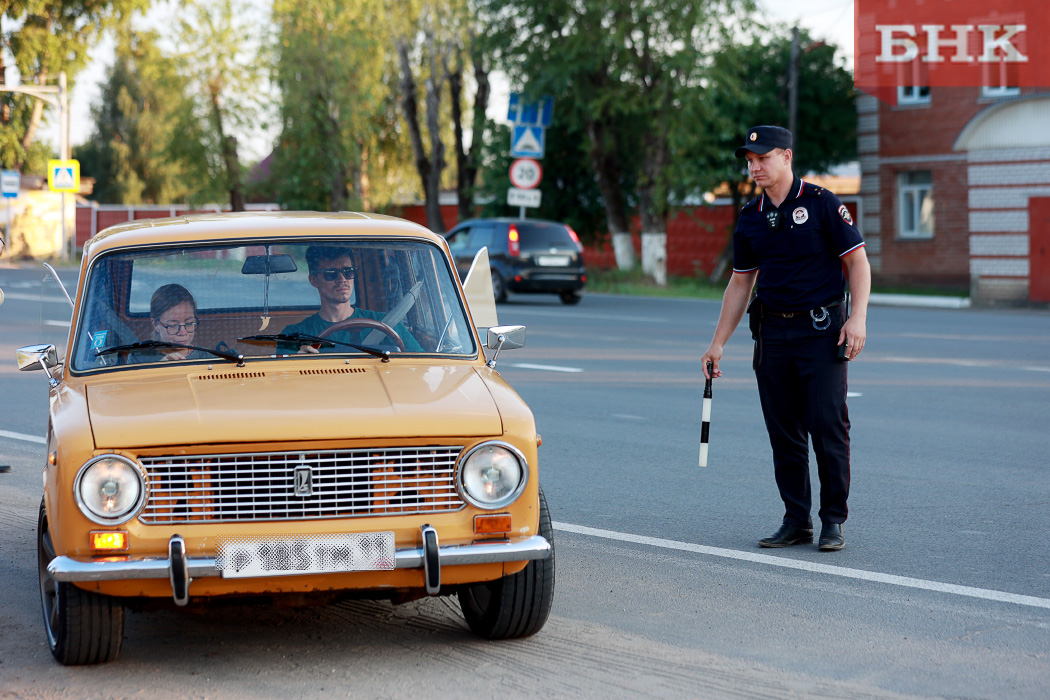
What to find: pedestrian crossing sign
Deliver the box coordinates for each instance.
[511,126,545,159]
[48,160,80,193]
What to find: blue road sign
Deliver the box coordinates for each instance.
[507,94,553,128]
[1,170,19,198]
[511,125,546,158]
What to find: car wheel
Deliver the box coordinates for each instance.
[458,487,555,639]
[38,498,124,665]
[559,290,582,305]
[491,271,508,303]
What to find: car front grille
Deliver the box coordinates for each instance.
[138,446,465,524]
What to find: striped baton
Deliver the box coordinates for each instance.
[699,361,713,467]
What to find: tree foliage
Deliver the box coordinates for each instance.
[75,28,202,204]
[269,0,388,211]
[1,0,150,170]
[475,0,754,273]
[172,0,268,210]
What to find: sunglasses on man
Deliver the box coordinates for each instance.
[312,266,356,281]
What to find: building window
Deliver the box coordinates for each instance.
[981,57,1020,98]
[898,171,934,239]
[898,85,930,105]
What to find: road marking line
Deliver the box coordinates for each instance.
[510,363,583,373]
[0,430,47,445]
[553,521,1050,610]
[44,319,71,327]
[612,414,646,420]
[510,309,668,323]
[1023,366,1050,373]
[846,392,862,397]
[1,292,71,303]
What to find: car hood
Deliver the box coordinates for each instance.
[86,365,503,448]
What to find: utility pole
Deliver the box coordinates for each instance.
[788,26,800,139]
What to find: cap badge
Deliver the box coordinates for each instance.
[749,132,757,142]
[792,207,809,225]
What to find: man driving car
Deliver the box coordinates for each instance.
[281,245,423,352]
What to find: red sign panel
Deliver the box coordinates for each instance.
[855,0,1050,105]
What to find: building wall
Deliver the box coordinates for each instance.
[861,87,1050,302]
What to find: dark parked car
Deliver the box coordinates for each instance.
[445,218,586,304]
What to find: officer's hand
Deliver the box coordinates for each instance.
[838,316,867,361]
[701,345,723,379]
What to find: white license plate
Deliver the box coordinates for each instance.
[537,255,570,267]
[216,532,395,578]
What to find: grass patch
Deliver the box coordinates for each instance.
[586,267,725,299]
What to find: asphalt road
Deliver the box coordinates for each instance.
[1,265,1048,699]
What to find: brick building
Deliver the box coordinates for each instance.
[857,86,1050,304]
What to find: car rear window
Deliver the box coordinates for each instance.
[515,222,574,251]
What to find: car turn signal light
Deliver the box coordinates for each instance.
[474,514,512,535]
[90,531,128,552]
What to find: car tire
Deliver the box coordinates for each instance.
[38,498,124,665]
[458,487,555,639]
[491,271,508,303]
[559,290,582,305]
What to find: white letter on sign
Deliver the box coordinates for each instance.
[922,25,974,63]
[877,25,919,63]
[979,25,1028,63]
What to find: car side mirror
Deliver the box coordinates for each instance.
[16,344,60,387]
[485,325,525,368]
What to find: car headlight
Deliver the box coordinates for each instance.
[74,455,145,525]
[457,442,528,510]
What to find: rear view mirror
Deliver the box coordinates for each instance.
[16,344,59,372]
[16,344,60,387]
[241,254,298,275]
[484,325,526,369]
[486,325,526,350]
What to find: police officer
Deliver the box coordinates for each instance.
[701,125,870,551]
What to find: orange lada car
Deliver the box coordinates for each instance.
[16,212,554,665]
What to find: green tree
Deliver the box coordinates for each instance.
[694,28,857,280]
[75,28,200,204]
[174,0,267,211]
[270,0,387,211]
[1,0,150,170]
[477,0,754,277]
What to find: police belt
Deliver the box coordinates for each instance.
[756,296,845,319]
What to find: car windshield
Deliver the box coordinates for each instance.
[70,237,476,372]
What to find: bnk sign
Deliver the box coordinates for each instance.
[855,0,1049,105]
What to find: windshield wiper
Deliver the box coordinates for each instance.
[238,333,391,362]
[95,340,243,365]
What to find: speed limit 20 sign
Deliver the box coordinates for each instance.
[509,158,542,190]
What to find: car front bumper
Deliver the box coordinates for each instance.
[49,529,552,605]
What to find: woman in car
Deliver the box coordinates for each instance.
[137,284,209,361]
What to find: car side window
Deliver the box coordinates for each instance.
[447,227,471,252]
[466,225,496,253]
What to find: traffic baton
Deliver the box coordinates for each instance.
[699,361,713,467]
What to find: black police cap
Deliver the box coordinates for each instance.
[735,125,793,158]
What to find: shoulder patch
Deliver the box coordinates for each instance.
[802,182,825,197]
[741,197,760,211]
[838,204,854,226]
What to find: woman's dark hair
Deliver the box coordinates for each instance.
[150,284,196,319]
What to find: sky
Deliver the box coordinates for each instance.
[14,0,856,165]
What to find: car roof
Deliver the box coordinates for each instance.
[83,211,440,260]
[451,217,567,228]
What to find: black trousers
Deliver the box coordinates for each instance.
[752,305,851,527]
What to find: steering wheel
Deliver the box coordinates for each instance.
[318,318,405,352]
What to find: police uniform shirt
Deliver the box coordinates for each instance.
[732,177,865,312]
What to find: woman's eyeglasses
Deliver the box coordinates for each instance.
[157,320,199,333]
[313,267,356,281]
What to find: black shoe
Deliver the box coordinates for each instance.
[818,523,845,551]
[758,523,814,548]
